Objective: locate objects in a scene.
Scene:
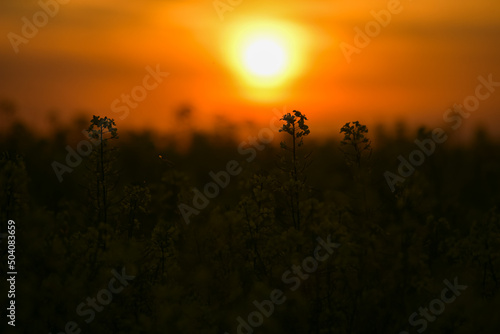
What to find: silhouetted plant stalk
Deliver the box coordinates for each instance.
[86,116,118,225]
[121,184,151,238]
[278,110,311,231]
[238,175,276,279]
[242,199,269,278]
[340,122,371,169]
[339,121,372,215]
[84,116,119,273]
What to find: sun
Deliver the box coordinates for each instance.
[242,38,287,78]
[223,19,309,94]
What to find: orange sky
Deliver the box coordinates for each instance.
[1,0,500,140]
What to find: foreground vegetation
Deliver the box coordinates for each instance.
[1,110,500,333]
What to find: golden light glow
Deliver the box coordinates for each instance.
[242,38,287,78]
[224,19,310,91]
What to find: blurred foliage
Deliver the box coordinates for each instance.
[0,113,500,334]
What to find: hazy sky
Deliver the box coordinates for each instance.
[1,0,500,139]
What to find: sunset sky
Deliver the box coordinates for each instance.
[1,0,500,140]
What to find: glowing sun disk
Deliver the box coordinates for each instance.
[243,38,287,77]
[223,19,310,97]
